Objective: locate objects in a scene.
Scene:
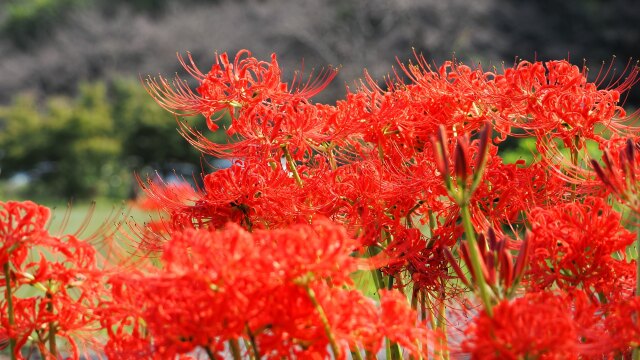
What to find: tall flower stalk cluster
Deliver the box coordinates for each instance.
[3,50,640,359]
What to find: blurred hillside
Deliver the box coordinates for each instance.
[0,0,638,200]
[0,0,639,104]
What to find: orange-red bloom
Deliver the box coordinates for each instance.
[461,291,599,359]
[526,197,635,298]
[0,201,50,267]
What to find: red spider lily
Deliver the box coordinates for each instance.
[135,179,200,212]
[315,58,492,166]
[253,283,438,359]
[137,160,309,233]
[526,197,635,297]
[592,137,640,213]
[176,96,339,162]
[0,201,123,359]
[10,49,640,359]
[100,217,440,359]
[132,177,206,251]
[470,152,569,232]
[381,228,452,294]
[313,158,419,246]
[489,59,640,145]
[101,219,364,358]
[101,316,154,360]
[146,50,338,163]
[146,50,336,128]
[396,54,492,137]
[605,297,640,354]
[378,289,438,358]
[461,291,602,359]
[198,160,307,230]
[6,234,106,359]
[0,201,51,268]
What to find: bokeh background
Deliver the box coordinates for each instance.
[1,0,639,205]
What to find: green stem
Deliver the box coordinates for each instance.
[46,292,57,358]
[428,210,437,235]
[460,203,493,316]
[405,200,424,229]
[423,291,437,332]
[304,284,341,359]
[327,145,338,171]
[244,324,259,360]
[569,137,579,202]
[281,145,303,187]
[411,286,419,311]
[229,339,242,360]
[390,341,403,360]
[367,246,385,298]
[387,275,395,290]
[3,263,16,360]
[420,290,428,324]
[351,347,365,360]
[436,291,449,360]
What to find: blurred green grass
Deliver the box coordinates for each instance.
[1,197,149,244]
[43,199,144,237]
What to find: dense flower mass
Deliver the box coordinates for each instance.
[100,220,437,359]
[3,49,640,359]
[526,196,636,296]
[0,201,107,359]
[461,291,603,359]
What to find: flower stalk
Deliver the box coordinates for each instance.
[229,338,242,360]
[4,262,16,360]
[434,123,494,315]
[303,284,341,359]
[46,292,57,358]
[460,203,494,316]
[281,144,303,187]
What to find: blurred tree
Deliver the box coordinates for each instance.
[0,83,123,199]
[1,0,87,49]
[0,94,48,173]
[0,79,229,200]
[47,82,123,198]
[111,79,203,172]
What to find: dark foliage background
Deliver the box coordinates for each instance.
[0,0,638,200]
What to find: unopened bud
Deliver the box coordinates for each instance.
[454,140,470,187]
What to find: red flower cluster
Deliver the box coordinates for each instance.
[136,49,640,359]
[4,48,640,359]
[461,291,600,359]
[527,196,635,298]
[101,219,435,359]
[0,201,50,267]
[0,201,107,359]
[490,60,638,145]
